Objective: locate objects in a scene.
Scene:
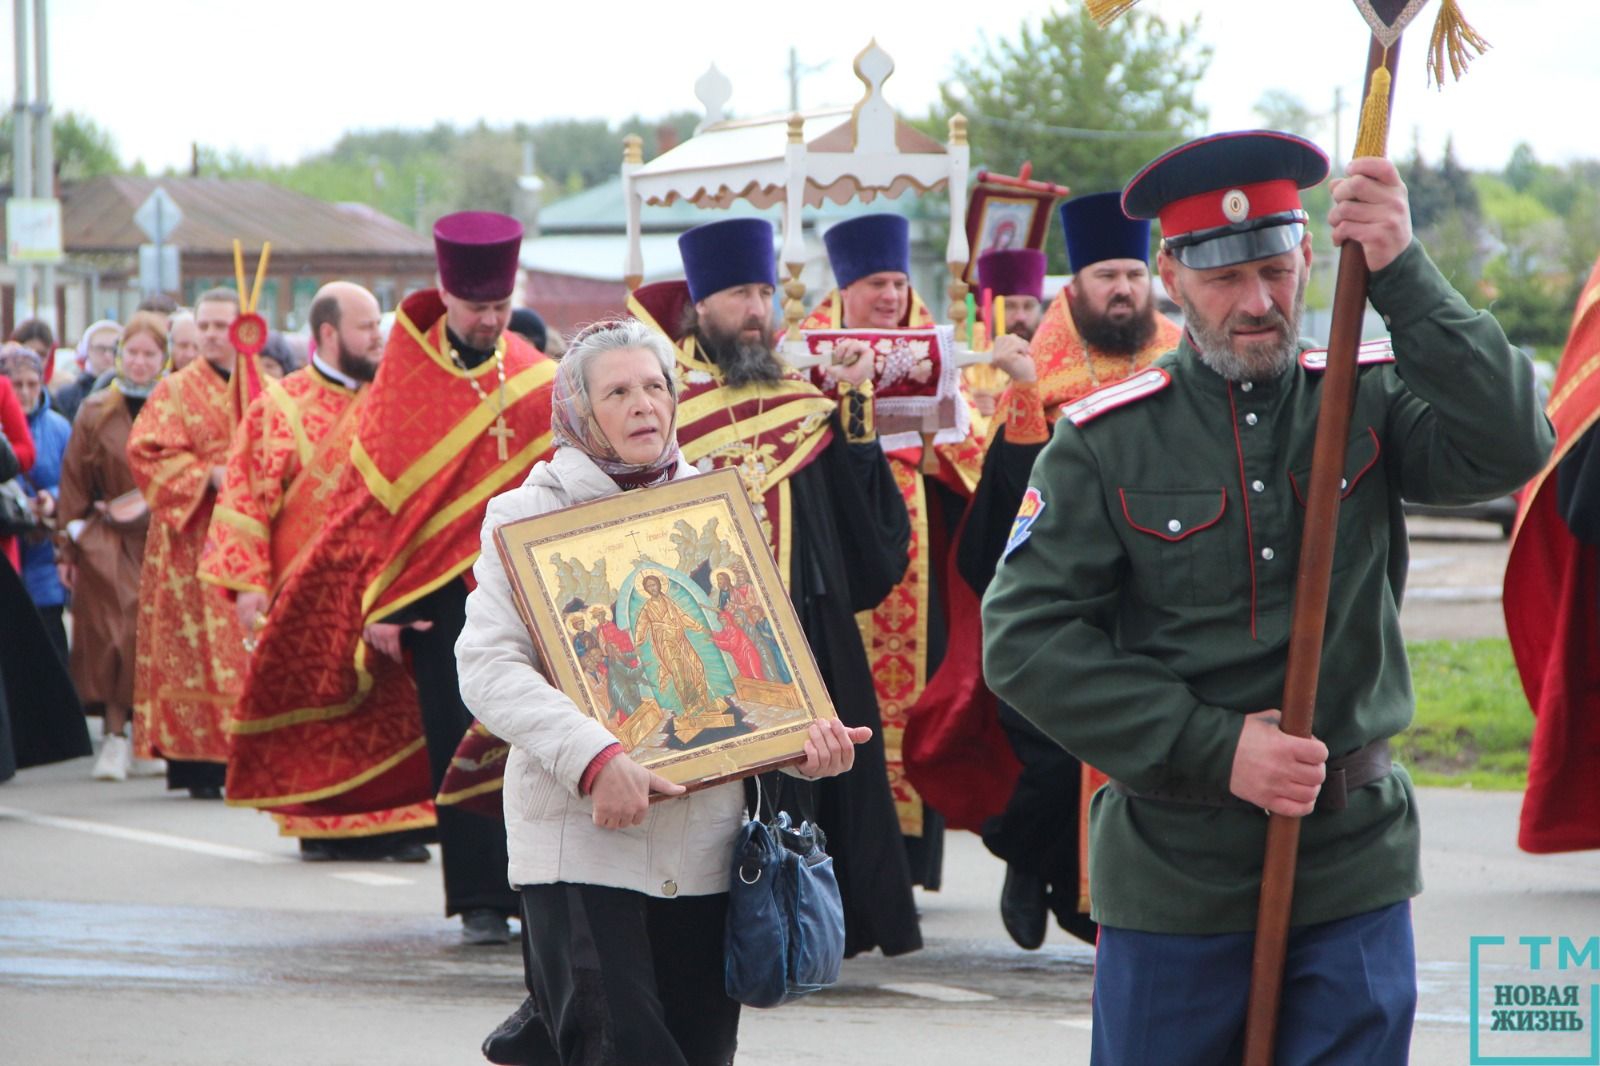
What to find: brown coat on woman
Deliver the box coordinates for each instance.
[56,389,148,708]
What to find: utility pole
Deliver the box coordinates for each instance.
[786,46,830,113]
[12,0,36,325]
[1331,86,1343,174]
[34,0,55,333]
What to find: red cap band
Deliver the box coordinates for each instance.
[1157,179,1303,240]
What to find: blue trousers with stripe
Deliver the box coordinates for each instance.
[1091,901,1415,1066]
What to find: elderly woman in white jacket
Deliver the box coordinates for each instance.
[458,318,869,1066]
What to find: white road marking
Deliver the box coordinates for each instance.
[879,982,995,1003]
[1056,1017,1095,1031]
[1406,586,1502,602]
[329,871,413,887]
[0,805,292,865]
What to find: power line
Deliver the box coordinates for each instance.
[963,113,1186,141]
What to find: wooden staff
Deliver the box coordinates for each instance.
[1239,35,1401,1066]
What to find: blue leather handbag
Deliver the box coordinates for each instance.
[724,805,845,1008]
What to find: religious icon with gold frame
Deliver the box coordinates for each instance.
[493,467,836,791]
[960,166,1072,287]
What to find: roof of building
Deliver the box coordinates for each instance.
[56,176,433,256]
[539,174,938,235]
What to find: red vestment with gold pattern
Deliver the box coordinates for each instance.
[127,357,249,764]
[990,288,1183,445]
[223,292,556,816]
[200,364,436,839]
[800,290,986,859]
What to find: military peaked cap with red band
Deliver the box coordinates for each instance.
[1122,130,1329,270]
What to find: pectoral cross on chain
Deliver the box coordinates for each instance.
[488,415,515,461]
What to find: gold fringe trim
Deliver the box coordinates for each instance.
[1353,58,1393,159]
[1084,0,1142,28]
[1427,0,1491,87]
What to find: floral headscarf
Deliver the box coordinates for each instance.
[551,318,681,489]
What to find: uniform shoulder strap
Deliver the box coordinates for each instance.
[1299,338,1395,372]
[1060,368,1171,427]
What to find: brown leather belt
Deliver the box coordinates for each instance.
[1108,738,1392,813]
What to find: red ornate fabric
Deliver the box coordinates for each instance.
[126,358,247,763]
[991,289,1182,444]
[803,290,985,835]
[201,365,436,838]
[1505,255,1600,853]
[225,291,556,816]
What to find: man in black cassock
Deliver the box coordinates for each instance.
[649,216,920,959]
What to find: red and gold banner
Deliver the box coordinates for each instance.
[1505,255,1600,854]
[225,291,556,816]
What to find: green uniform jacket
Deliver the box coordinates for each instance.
[981,242,1555,934]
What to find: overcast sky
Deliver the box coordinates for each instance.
[4,0,1592,178]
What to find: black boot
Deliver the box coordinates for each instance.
[1000,865,1048,950]
[482,996,559,1065]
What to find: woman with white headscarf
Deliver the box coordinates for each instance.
[52,319,122,423]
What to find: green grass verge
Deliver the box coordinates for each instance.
[1399,638,1532,791]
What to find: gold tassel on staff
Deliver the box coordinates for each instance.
[1352,52,1393,159]
[1084,0,1143,28]
[1427,0,1491,87]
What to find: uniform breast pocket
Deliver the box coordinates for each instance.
[1118,487,1234,607]
[1288,426,1384,574]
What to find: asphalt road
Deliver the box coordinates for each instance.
[3,514,1580,1066]
[4,753,1597,1065]
[1398,514,1514,641]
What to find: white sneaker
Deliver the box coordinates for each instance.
[92,734,131,782]
[129,755,167,778]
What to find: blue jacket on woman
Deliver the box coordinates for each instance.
[19,389,71,607]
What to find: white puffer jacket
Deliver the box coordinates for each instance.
[456,447,745,897]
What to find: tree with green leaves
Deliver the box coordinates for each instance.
[0,111,121,185]
[186,112,702,229]
[933,5,1210,271]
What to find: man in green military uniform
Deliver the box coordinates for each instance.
[981,130,1554,1065]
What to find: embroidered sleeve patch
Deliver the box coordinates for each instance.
[1003,486,1046,559]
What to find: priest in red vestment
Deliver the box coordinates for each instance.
[225,213,557,943]
[200,281,436,861]
[1505,252,1600,854]
[127,287,251,797]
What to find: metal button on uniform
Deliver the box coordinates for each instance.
[1240,382,1254,392]
[1261,547,1275,561]
[1167,519,1182,533]
[1340,478,1348,490]
[1251,479,1264,493]
[662,880,678,897]
[1245,413,1259,426]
